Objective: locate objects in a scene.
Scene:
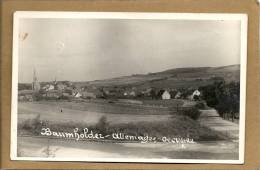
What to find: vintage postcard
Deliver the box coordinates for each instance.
[11,12,247,163]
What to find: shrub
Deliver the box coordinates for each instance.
[195,102,206,109]
[19,115,45,135]
[94,116,109,134]
[193,95,200,101]
[180,107,201,120]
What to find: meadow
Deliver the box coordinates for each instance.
[18,99,227,142]
[18,99,180,126]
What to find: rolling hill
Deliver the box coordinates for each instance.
[76,64,240,90]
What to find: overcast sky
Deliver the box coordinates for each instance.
[18,18,241,83]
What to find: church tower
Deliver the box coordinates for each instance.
[32,68,41,91]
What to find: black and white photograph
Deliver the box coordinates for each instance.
[11,12,247,163]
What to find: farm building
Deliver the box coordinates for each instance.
[162,90,171,100]
[191,89,201,100]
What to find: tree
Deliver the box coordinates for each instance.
[95,116,109,134]
[199,80,240,120]
[150,88,157,99]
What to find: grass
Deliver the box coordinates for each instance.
[195,102,207,109]
[76,65,239,89]
[17,100,229,142]
[179,107,201,120]
[18,114,228,142]
[141,99,183,107]
[18,101,172,126]
[33,100,172,115]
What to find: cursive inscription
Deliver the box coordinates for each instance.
[40,127,196,144]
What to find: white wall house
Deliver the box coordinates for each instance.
[162,90,171,100]
[192,90,201,100]
[48,85,55,91]
[74,92,82,98]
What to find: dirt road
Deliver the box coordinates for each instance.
[199,109,239,139]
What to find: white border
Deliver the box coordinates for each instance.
[11,11,248,164]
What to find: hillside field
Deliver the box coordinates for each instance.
[75,65,240,89]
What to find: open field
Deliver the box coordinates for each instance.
[17,99,239,160]
[18,100,178,125]
[18,100,229,141]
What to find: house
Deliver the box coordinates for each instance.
[48,84,55,91]
[174,91,182,99]
[162,90,171,100]
[56,83,66,91]
[192,90,201,100]
[43,84,55,91]
[74,92,82,98]
[123,90,136,97]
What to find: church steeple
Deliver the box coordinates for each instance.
[32,68,40,91]
[54,76,57,84]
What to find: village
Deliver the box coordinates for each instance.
[16,68,241,160]
[18,70,201,104]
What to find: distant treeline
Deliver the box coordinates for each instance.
[18,83,32,90]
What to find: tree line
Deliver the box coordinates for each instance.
[199,79,240,121]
